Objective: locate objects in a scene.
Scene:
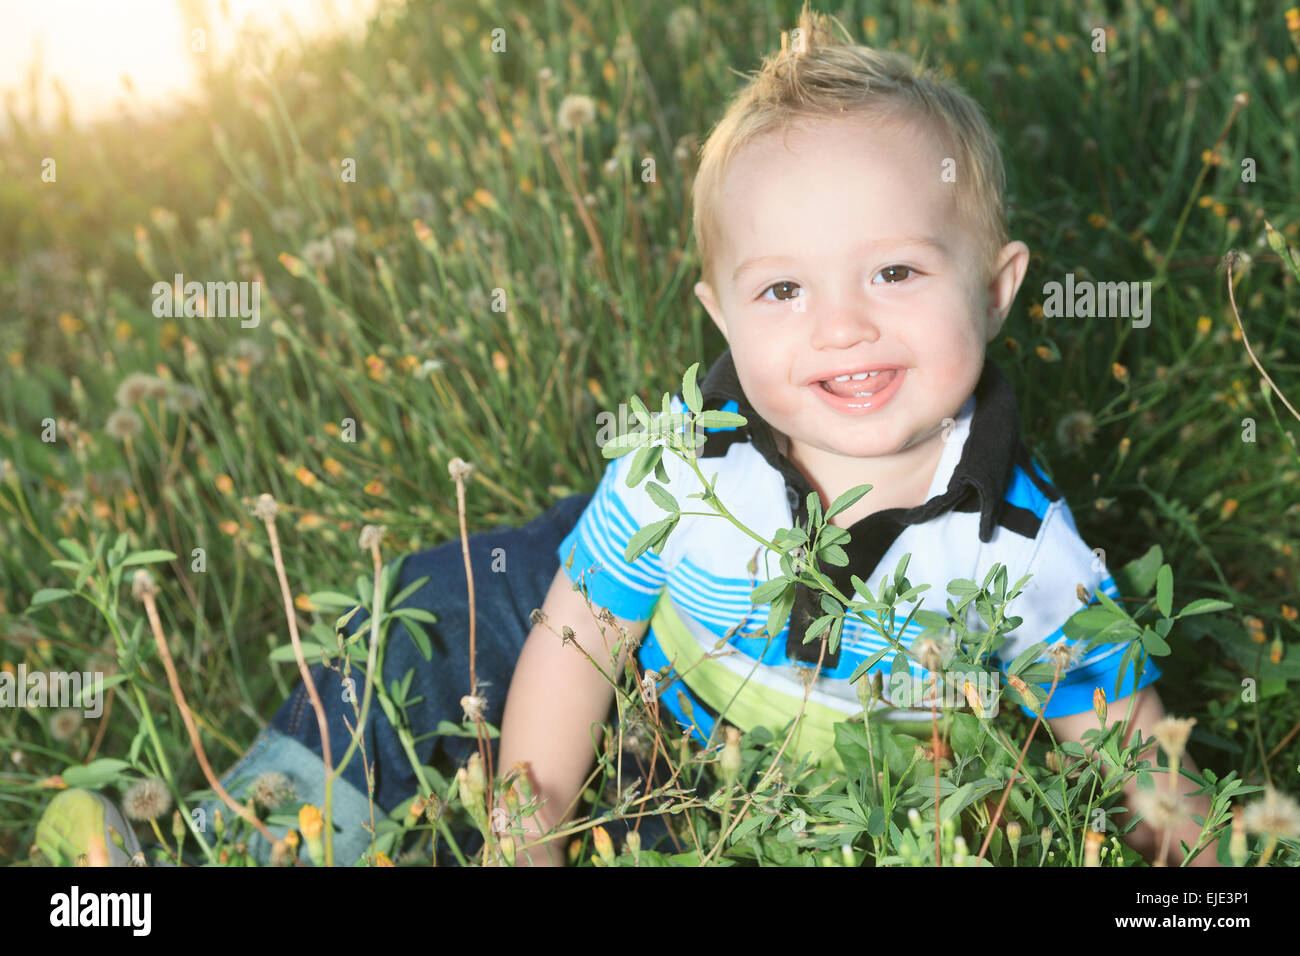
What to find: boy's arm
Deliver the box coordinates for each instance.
[494,566,651,866]
[1047,684,1220,866]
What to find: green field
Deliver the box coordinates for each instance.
[1,0,1298,867]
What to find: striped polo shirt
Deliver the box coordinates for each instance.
[557,348,1161,768]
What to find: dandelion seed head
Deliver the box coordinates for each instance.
[1055,410,1098,452]
[1134,787,1188,830]
[131,568,159,601]
[115,372,166,407]
[1047,638,1085,672]
[105,408,143,441]
[359,524,386,551]
[912,633,952,672]
[49,709,83,741]
[1152,715,1197,762]
[301,238,336,269]
[252,493,279,522]
[461,694,487,722]
[1242,785,1300,839]
[557,94,597,131]
[122,776,172,822]
[166,383,201,413]
[447,457,475,483]
[251,771,294,811]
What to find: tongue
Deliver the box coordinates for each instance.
[821,368,897,398]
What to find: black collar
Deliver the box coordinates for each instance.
[694,347,1024,668]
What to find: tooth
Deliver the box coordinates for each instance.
[833,374,851,382]
[850,372,869,380]
[867,370,880,377]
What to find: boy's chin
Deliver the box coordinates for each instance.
[805,430,914,461]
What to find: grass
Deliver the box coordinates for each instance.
[1,0,1299,867]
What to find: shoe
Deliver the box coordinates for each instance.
[34,788,142,866]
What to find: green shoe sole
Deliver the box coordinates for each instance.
[34,788,143,866]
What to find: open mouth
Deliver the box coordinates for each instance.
[817,367,900,399]
[810,366,905,412]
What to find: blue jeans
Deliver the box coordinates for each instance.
[195,493,683,866]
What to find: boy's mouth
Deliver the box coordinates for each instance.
[815,367,900,399]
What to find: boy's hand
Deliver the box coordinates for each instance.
[1046,686,1222,867]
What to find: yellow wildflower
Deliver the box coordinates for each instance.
[298,804,323,840]
[323,458,344,477]
[215,474,234,494]
[295,466,318,488]
[1244,616,1267,643]
[592,825,616,865]
[364,480,386,496]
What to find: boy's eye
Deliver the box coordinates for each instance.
[873,265,914,284]
[760,281,802,302]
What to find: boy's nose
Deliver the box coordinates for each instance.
[807,301,882,351]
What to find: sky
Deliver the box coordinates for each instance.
[0,0,383,129]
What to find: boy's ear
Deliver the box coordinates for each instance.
[694,280,729,341]
[984,240,1030,340]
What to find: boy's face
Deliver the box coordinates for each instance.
[694,112,1027,474]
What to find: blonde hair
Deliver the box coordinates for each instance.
[691,3,1010,290]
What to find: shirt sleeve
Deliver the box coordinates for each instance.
[995,497,1163,719]
[555,420,678,622]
